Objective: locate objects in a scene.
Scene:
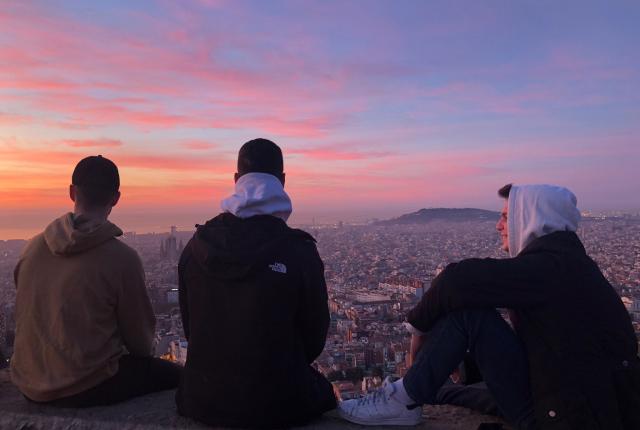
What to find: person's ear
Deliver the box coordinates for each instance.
[69,185,76,202]
[234,173,239,183]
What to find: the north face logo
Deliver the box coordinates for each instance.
[269,262,287,274]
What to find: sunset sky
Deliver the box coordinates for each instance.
[1,1,639,238]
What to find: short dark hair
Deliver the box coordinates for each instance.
[237,138,283,178]
[498,183,512,199]
[72,155,120,208]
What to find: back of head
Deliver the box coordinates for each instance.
[72,155,120,209]
[237,138,283,179]
[222,138,291,221]
[506,184,581,256]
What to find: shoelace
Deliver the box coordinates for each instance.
[356,387,388,407]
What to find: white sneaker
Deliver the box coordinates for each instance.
[337,379,422,426]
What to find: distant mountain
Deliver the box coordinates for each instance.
[376,208,500,225]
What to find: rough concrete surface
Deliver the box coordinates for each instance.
[0,370,509,429]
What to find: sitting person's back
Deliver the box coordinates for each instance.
[176,139,336,428]
[11,155,180,406]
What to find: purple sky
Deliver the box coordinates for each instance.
[1,0,639,238]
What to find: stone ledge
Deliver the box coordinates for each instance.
[0,370,509,429]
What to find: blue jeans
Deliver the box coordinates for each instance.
[403,309,536,430]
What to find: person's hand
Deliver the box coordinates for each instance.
[449,367,461,384]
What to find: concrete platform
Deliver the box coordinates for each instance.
[0,370,509,429]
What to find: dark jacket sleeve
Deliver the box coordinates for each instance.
[407,251,561,332]
[298,240,330,363]
[178,241,192,341]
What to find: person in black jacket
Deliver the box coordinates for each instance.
[175,138,336,428]
[339,184,640,430]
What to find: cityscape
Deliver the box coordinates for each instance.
[1,212,639,398]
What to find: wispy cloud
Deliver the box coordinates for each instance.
[289,143,394,161]
[0,111,31,125]
[180,140,218,150]
[62,139,123,148]
[0,0,638,224]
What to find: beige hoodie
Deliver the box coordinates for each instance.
[11,213,155,402]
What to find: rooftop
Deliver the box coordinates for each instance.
[0,370,509,430]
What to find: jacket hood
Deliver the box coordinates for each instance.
[220,172,292,222]
[190,213,310,280]
[508,184,581,257]
[44,213,123,256]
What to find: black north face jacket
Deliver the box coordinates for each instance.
[175,213,336,428]
[408,231,640,430]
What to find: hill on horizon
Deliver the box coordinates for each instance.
[376,208,500,225]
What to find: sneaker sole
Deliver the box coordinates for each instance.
[337,409,422,426]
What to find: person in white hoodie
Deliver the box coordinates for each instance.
[339,184,640,430]
[175,138,336,428]
[11,155,181,406]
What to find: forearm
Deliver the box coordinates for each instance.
[408,257,553,332]
[121,310,155,356]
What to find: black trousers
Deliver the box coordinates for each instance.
[37,355,182,408]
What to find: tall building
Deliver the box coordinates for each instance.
[160,226,180,261]
[0,305,6,366]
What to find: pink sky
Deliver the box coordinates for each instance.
[1,1,639,239]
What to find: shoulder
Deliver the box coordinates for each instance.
[15,234,46,272]
[287,228,317,244]
[103,238,143,269]
[21,233,46,257]
[285,227,319,254]
[523,231,583,257]
[283,228,323,270]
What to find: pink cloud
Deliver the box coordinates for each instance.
[121,182,228,207]
[0,77,78,91]
[0,111,31,125]
[1,2,637,217]
[0,143,233,173]
[289,144,394,161]
[0,2,359,137]
[180,140,218,150]
[62,139,123,148]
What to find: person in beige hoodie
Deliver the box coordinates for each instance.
[11,155,181,407]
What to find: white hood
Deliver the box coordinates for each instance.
[220,172,292,222]
[508,184,581,257]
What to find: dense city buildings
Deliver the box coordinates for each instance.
[1,214,639,392]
